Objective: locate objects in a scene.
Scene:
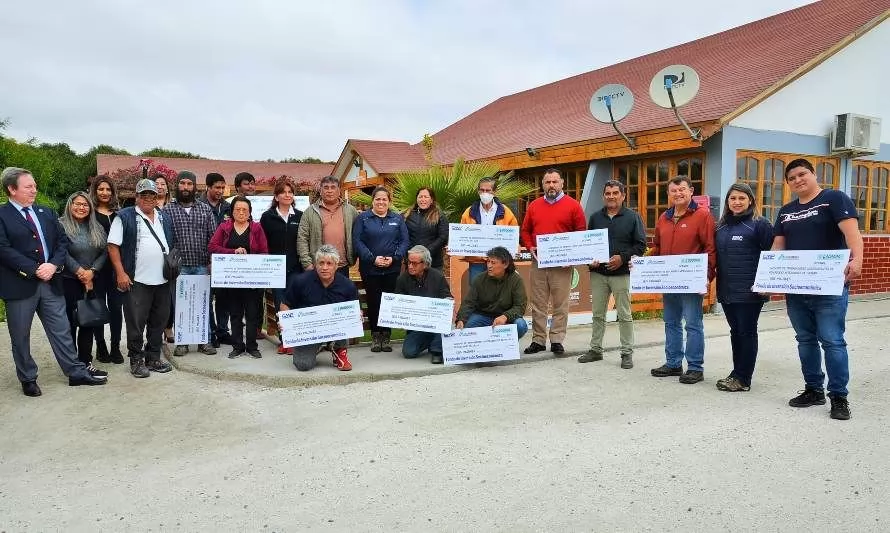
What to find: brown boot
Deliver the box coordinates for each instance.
[370,332,382,353]
[381,331,392,352]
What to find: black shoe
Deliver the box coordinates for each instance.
[788,387,826,408]
[679,370,704,384]
[651,364,683,377]
[130,358,150,378]
[69,375,108,386]
[85,362,108,378]
[228,348,245,359]
[248,349,262,359]
[829,394,851,420]
[524,342,546,354]
[430,352,443,365]
[550,343,566,356]
[147,359,173,373]
[21,381,42,397]
[109,345,125,364]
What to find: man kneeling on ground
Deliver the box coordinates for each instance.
[395,245,453,364]
[280,244,356,371]
[455,246,528,338]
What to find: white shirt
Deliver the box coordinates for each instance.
[479,202,497,225]
[108,208,170,285]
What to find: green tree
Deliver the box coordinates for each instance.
[350,158,536,223]
[81,144,130,180]
[280,157,336,164]
[140,147,204,159]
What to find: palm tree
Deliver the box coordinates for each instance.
[350,158,536,222]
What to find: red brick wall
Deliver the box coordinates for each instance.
[851,235,890,295]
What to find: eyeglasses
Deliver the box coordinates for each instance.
[407,260,425,266]
[71,202,90,208]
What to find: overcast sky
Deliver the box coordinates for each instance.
[2,0,814,162]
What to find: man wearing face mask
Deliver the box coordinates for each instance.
[460,177,518,280]
[162,170,218,357]
[520,169,586,356]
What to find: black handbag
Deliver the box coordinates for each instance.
[75,291,109,328]
[141,215,181,280]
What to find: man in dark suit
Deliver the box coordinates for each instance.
[0,167,108,396]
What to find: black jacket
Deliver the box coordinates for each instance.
[405,207,449,268]
[260,207,303,274]
[715,213,774,304]
[394,267,453,299]
[587,206,647,276]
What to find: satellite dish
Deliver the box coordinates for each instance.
[649,64,700,108]
[589,83,637,150]
[590,84,635,123]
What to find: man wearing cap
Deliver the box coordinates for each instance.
[107,178,176,377]
[163,170,218,356]
[0,167,109,396]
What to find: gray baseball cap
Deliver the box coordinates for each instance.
[135,178,159,194]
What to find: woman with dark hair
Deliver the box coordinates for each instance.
[353,186,409,352]
[260,178,303,354]
[209,196,269,359]
[154,176,171,209]
[455,246,528,339]
[59,192,109,376]
[715,182,774,392]
[404,187,449,270]
[89,175,125,363]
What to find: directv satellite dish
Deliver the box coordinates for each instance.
[590,83,637,149]
[648,64,702,140]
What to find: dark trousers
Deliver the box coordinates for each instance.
[62,277,95,363]
[227,288,262,351]
[93,267,123,348]
[362,272,399,334]
[722,301,765,386]
[122,281,171,362]
[210,288,229,339]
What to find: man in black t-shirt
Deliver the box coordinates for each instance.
[772,158,863,421]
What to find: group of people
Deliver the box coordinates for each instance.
[0,159,862,421]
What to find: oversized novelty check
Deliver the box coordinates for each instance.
[448,223,519,257]
[378,293,454,334]
[211,254,287,288]
[173,275,211,345]
[442,324,519,365]
[752,249,850,295]
[630,253,708,293]
[536,229,610,268]
[277,300,364,348]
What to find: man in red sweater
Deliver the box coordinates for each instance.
[649,175,716,384]
[520,169,587,356]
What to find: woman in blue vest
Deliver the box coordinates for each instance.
[715,183,774,392]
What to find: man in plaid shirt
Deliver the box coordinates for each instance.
[162,171,218,356]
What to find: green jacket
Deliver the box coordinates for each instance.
[456,271,527,323]
[297,199,359,269]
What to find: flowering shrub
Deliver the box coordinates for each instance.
[106,159,177,198]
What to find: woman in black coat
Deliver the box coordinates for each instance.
[715,183,774,392]
[404,187,449,270]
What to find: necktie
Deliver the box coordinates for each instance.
[22,207,46,261]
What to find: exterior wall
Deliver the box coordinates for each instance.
[730,19,890,144]
[853,236,890,295]
[579,160,614,214]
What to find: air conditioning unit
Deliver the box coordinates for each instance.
[831,113,881,154]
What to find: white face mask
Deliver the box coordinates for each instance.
[479,193,494,204]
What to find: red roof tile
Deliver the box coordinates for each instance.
[96,155,334,184]
[425,0,890,163]
[349,140,428,174]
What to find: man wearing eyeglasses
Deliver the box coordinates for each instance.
[0,167,109,396]
[578,180,647,369]
[394,245,453,364]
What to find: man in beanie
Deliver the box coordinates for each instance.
[162,170,218,356]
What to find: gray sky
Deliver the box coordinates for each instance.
[2,0,813,162]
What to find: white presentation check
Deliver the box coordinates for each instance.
[448,224,519,257]
[753,249,850,295]
[536,229,610,268]
[174,274,211,345]
[630,253,709,293]
[211,254,286,288]
[442,324,519,365]
[378,293,454,334]
[277,300,364,348]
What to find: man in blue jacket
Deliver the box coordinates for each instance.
[0,167,108,396]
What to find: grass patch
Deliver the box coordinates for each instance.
[358,329,407,343]
[0,299,5,322]
[632,309,663,320]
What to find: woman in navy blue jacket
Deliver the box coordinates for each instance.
[715,183,774,392]
[353,186,409,352]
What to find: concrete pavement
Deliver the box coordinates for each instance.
[168,296,890,388]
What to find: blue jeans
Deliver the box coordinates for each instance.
[468,263,486,281]
[464,313,528,339]
[177,266,211,345]
[785,287,849,396]
[662,293,704,372]
[402,331,443,358]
